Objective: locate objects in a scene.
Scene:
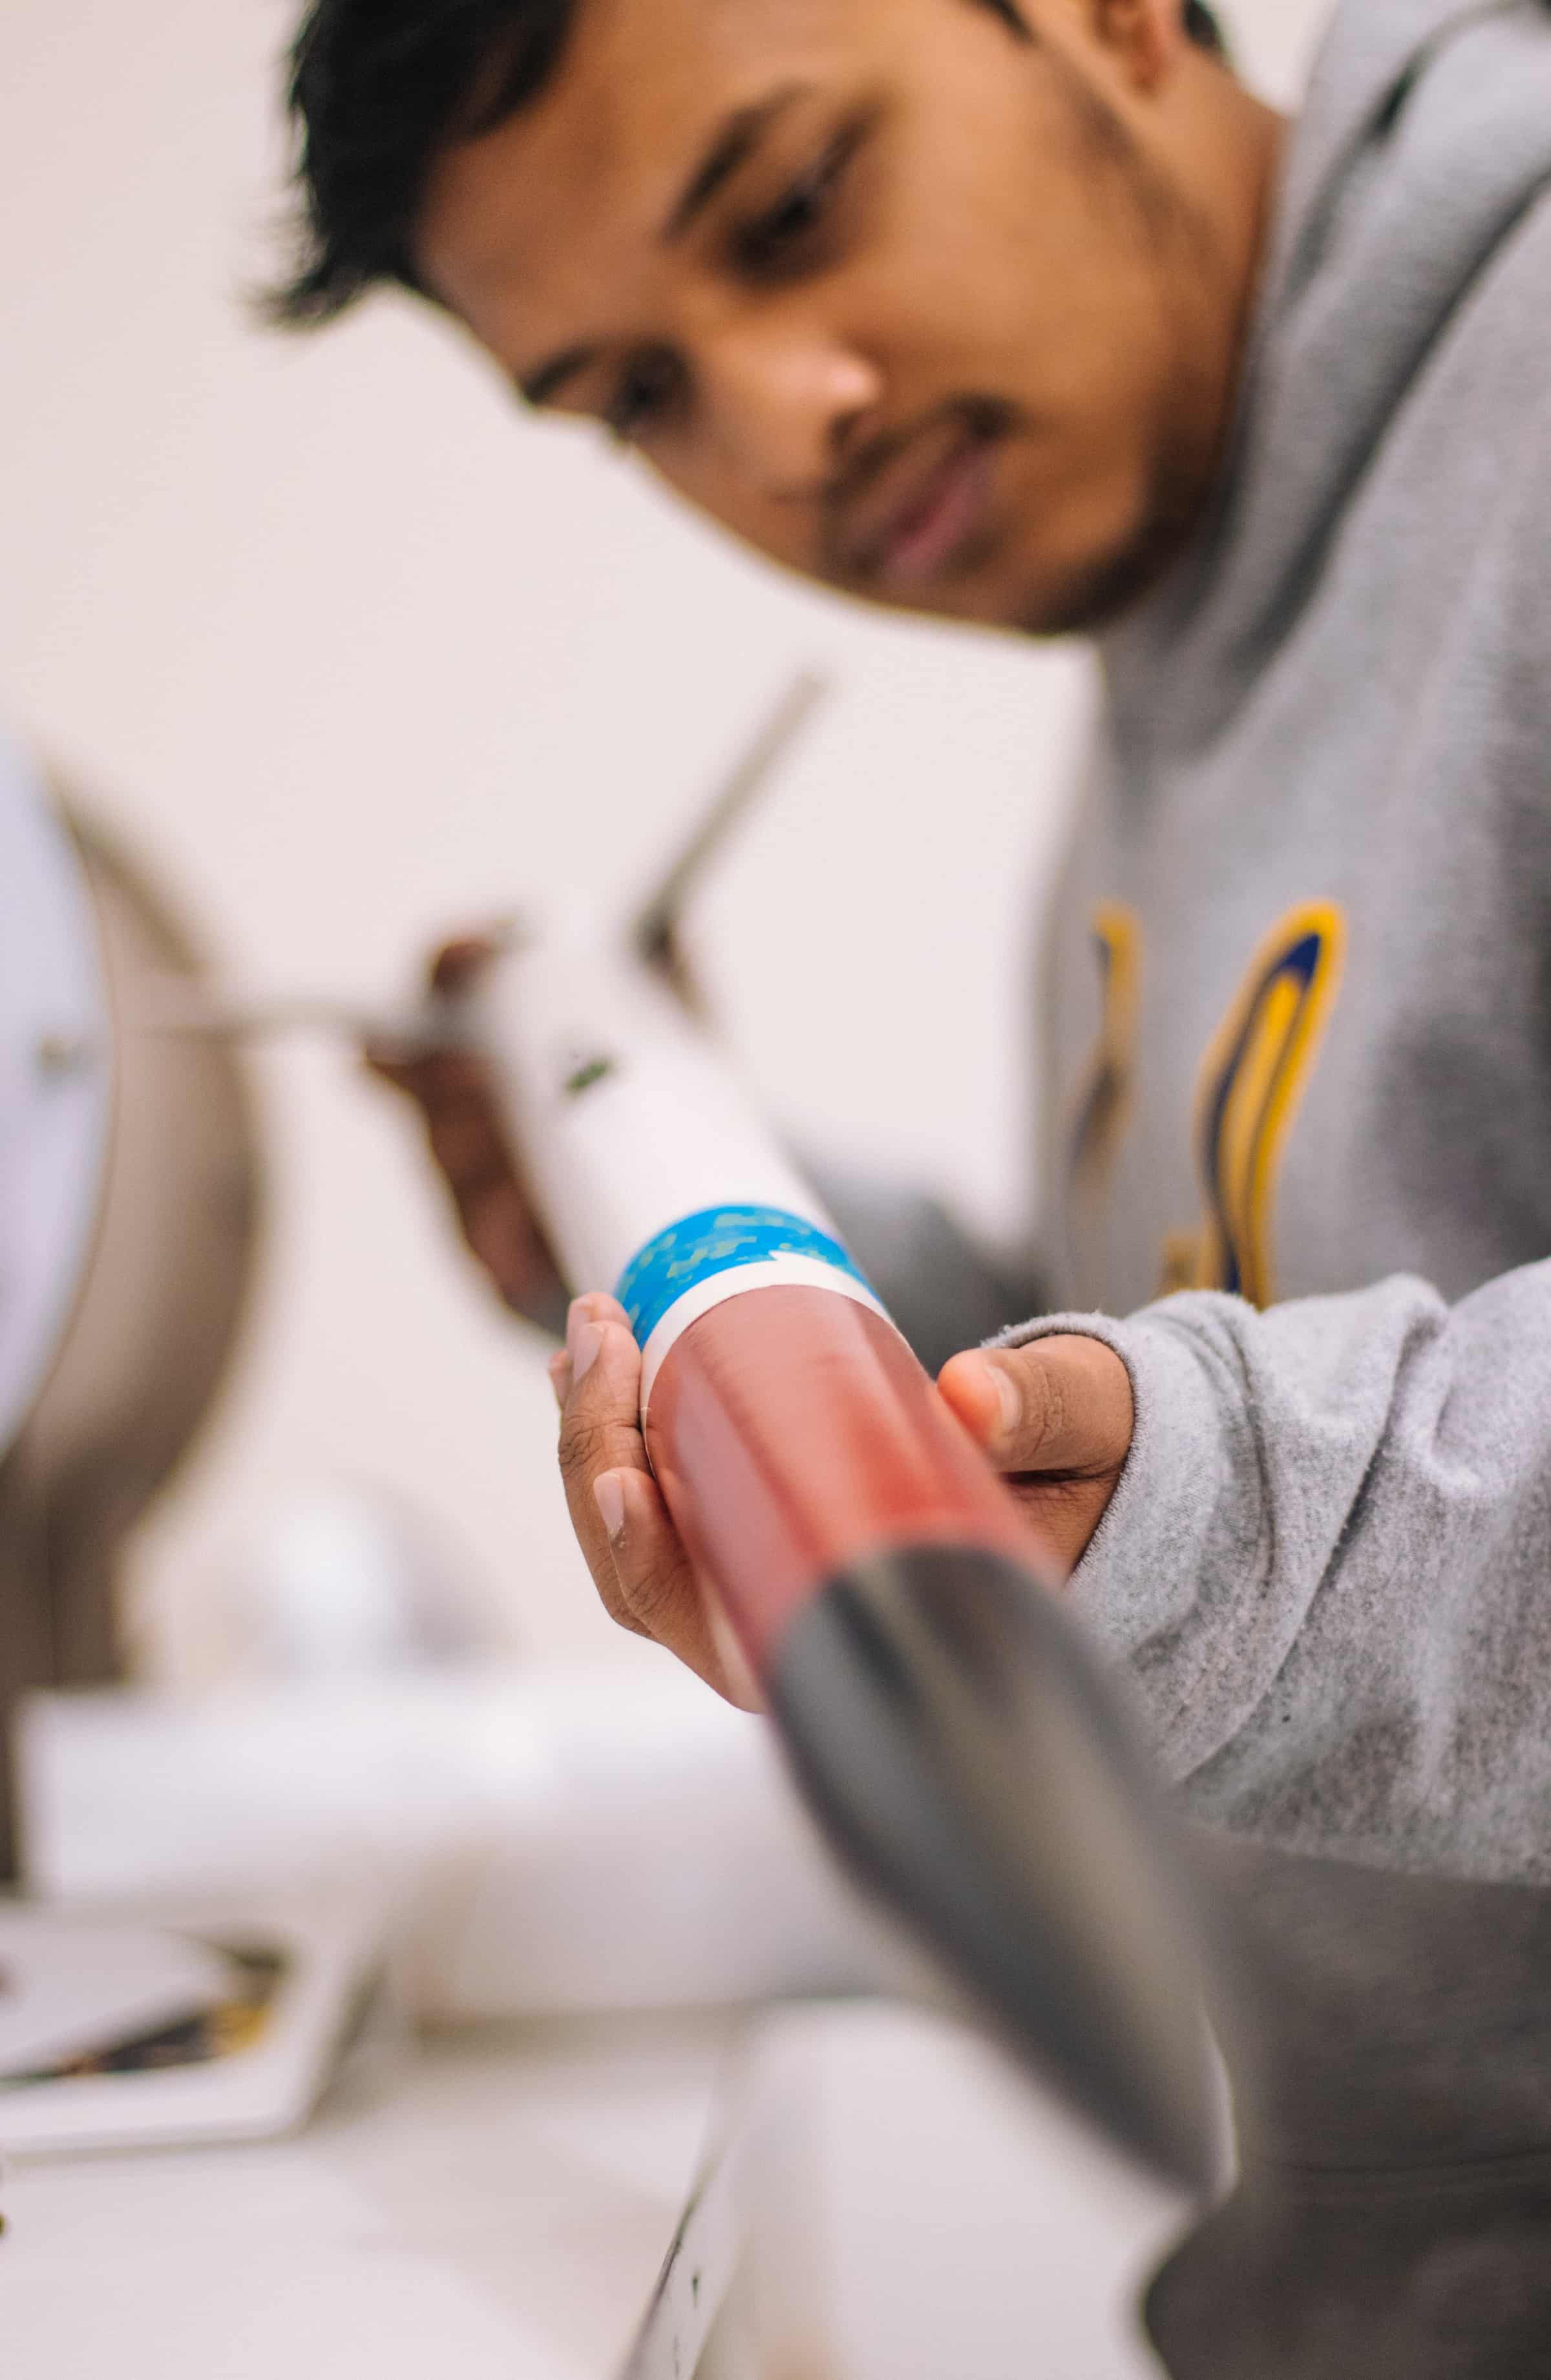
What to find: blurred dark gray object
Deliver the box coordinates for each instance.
[0,768,261,1877]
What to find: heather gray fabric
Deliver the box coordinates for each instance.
[849,3,1551,2369]
[968,0,1551,1877]
[982,2,1551,2368]
[1022,0,1551,1897]
[1043,0,1551,1329]
[1142,1839,1551,2379]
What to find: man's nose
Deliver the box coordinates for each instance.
[697,315,883,498]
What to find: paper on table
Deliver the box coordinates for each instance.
[0,1911,233,2076]
[0,1890,390,2157]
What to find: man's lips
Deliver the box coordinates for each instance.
[833,423,999,591]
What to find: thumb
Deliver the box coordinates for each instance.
[938,1334,1134,1476]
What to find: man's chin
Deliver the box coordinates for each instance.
[1015,441,1218,638]
[1006,518,1200,639]
[827,520,1192,642]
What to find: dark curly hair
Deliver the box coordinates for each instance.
[272,0,1229,325]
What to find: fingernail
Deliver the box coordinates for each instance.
[989,1361,1021,1440]
[548,1350,571,1413]
[567,1297,601,1367]
[593,1473,626,1544]
[570,1322,604,1384]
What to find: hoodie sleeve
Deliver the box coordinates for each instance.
[997,1266,1551,1884]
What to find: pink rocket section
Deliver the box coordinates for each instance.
[644,1282,1042,1677]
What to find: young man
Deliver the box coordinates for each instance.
[278,1,1551,2369]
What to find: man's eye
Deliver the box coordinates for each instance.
[605,348,682,445]
[732,125,863,280]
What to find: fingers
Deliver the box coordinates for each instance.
[366,1048,511,1205]
[421,1062,514,1197]
[379,1046,559,1314]
[428,934,497,998]
[363,932,565,1323]
[364,918,497,1088]
[938,1334,1134,1478]
[556,1296,749,1704]
[938,1334,1134,1580]
[589,1464,691,1653]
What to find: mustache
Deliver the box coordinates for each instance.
[818,394,1031,576]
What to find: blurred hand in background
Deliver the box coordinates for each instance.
[365,936,569,1336]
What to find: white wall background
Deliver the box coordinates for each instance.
[0,0,1332,1682]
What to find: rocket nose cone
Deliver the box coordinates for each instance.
[768,1546,1230,2195]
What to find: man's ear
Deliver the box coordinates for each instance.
[1088,0,1191,94]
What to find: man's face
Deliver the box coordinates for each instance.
[417,0,1252,636]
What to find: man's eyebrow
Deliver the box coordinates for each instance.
[515,84,814,406]
[660,82,814,244]
[516,343,597,409]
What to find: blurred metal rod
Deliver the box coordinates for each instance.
[631,669,828,967]
[145,673,828,1055]
[143,987,478,1060]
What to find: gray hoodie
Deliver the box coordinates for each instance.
[1039,0,1551,1886]
[1018,0,1551,2367]
[838,1,1551,2369]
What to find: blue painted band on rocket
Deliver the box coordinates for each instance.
[615,1205,876,1349]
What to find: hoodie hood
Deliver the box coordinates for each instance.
[1103,0,1551,757]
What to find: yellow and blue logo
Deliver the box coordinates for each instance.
[1068,900,1142,1216]
[1071,899,1345,1307]
[1187,901,1345,1303]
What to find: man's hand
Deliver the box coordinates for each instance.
[551,1292,757,1704]
[936,1335,1134,1574]
[554,1294,1134,1707]
[365,936,569,1333]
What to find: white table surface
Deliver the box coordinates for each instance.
[0,2014,735,2380]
